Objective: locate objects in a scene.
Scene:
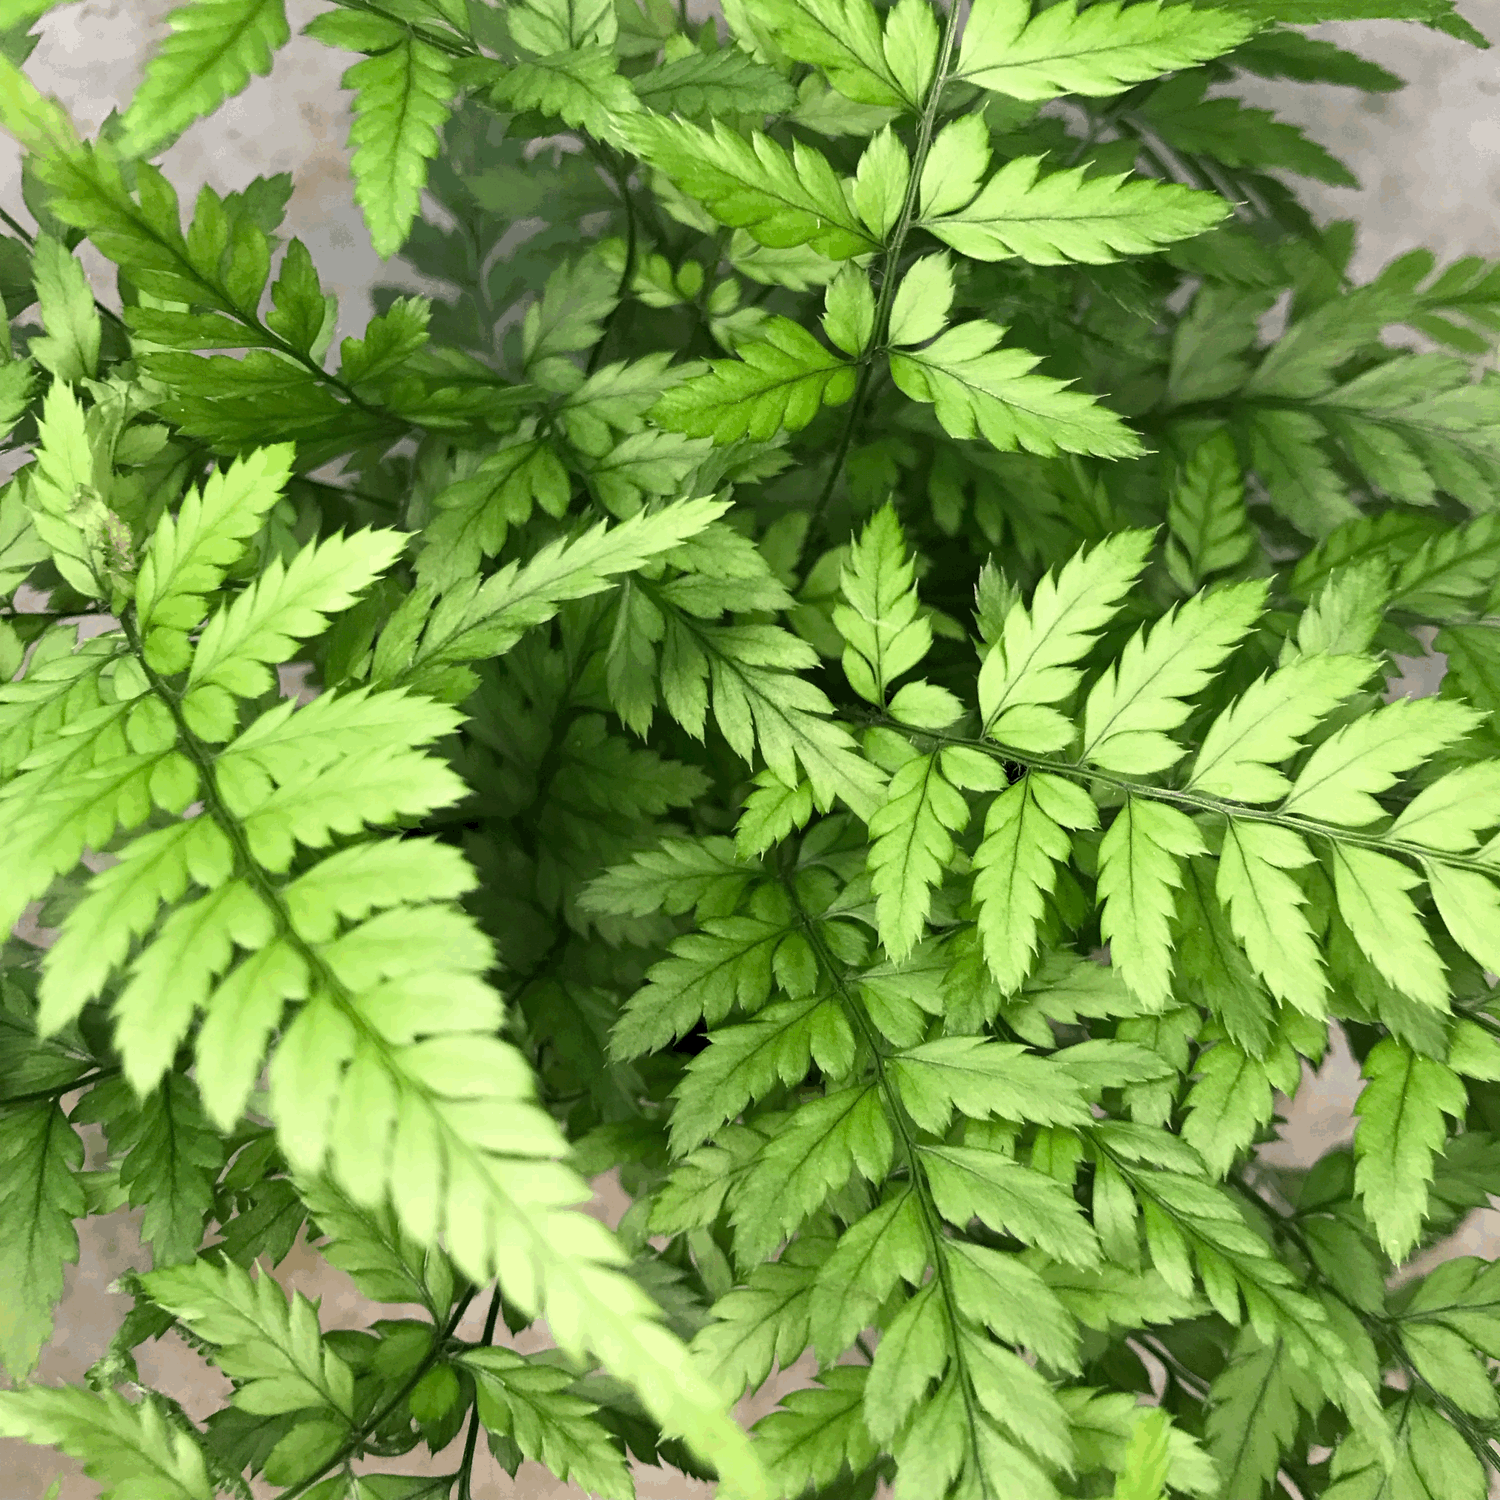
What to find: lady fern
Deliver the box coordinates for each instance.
[1,0,1500,1498]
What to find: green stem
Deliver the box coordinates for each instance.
[456,1285,505,1500]
[586,159,641,377]
[783,873,1002,1500]
[870,713,1500,879]
[0,1066,120,1108]
[806,0,966,547]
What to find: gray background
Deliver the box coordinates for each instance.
[3,1,1500,1494]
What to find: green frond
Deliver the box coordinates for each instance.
[340,27,455,260]
[119,0,291,158]
[5,10,1500,1498]
[0,1386,214,1500]
[955,0,1256,101]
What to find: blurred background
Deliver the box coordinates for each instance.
[2,0,1500,1493]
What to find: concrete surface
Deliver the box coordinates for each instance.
[2,1,1500,1495]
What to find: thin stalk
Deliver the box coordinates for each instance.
[0,1066,120,1108]
[869,712,1500,879]
[784,874,1003,1500]
[806,0,966,547]
[586,159,641,377]
[456,1285,505,1500]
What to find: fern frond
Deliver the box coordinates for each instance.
[921,155,1229,265]
[955,0,1255,101]
[0,1386,213,1500]
[621,115,879,260]
[340,24,455,259]
[119,0,291,158]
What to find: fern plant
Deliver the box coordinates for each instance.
[2,0,1500,1496]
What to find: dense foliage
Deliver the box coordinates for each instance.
[2,0,1500,1496]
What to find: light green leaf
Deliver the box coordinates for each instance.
[1112,1405,1171,1500]
[853,124,911,240]
[120,0,290,157]
[462,1345,634,1500]
[185,528,406,712]
[1353,1038,1466,1262]
[1099,797,1206,1010]
[1081,581,1264,775]
[1286,560,1390,662]
[869,747,970,960]
[344,31,454,259]
[508,0,617,51]
[622,114,877,259]
[1399,1321,1499,1419]
[835,505,930,705]
[863,1280,949,1442]
[519,253,617,390]
[655,616,886,823]
[693,1232,830,1399]
[1189,653,1373,803]
[918,113,991,220]
[920,1144,1101,1265]
[492,45,641,145]
[1329,844,1445,1010]
[1069,1388,1218,1500]
[811,1191,927,1360]
[28,233,101,384]
[1426,862,1500,974]
[888,252,955,347]
[945,1239,1080,1370]
[732,1085,892,1261]
[671,995,853,1152]
[956,0,1255,100]
[632,47,799,117]
[892,1035,1093,1133]
[378,500,731,696]
[1324,1402,1485,1500]
[922,156,1228,265]
[1182,1032,1300,1178]
[583,837,756,923]
[85,1074,224,1267]
[822,264,877,356]
[1205,1334,1323,1500]
[1216,821,1327,1016]
[1283,696,1480,825]
[135,442,296,673]
[613,907,792,1060]
[978,530,1153,752]
[141,1257,356,1420]
[0,1386,213,1500]
[752,0,914,108]
[1392,763,1500,851]
[890,319,1145,460]
[652,317,855,443]
[754,1366,881,1499]
[297,1172,456,1316]
[974,770,1098,992]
